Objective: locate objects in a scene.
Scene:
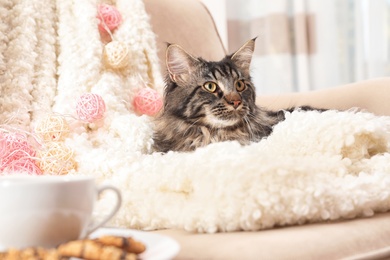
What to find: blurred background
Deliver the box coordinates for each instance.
[201,0,390,94]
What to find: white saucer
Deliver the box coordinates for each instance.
[90,227,180,260]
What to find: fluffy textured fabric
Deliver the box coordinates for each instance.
[2,0,390,233]
[96,110,390,232]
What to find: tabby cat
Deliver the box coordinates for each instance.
[153,38,314,153]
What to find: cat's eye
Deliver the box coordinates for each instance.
[235,80,246,92]
[203,82,218,93]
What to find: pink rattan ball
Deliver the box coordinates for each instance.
[133,88,163,116]
[76,93,106,123]
[0,131,5,155]
[97,4,122,33]
[0,132,36,172]
[6,158,43,175]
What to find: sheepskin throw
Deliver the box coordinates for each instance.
[2,0,390,233]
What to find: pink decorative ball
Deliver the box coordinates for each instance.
[133,88,163,116]
[0,132,36,172]
[76,93,106,123]
[7,158,43,175]
[0,131,5,153]
[97,4,122,33]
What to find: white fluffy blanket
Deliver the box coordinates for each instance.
[2,0,390,233]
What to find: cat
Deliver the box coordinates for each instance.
[152,38,320,153]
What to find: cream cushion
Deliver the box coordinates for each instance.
[154,213,390,259]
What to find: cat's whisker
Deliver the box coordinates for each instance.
[246,110,271,135]
[182,118,202,137]
[242,116,254,140]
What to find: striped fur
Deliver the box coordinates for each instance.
[153,39,284,152]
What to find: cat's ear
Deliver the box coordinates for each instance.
[231,38,256,75]
[166,44,199,84]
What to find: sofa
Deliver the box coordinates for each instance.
[144,0,390,259]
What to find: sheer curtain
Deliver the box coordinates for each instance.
[226,0,390,94]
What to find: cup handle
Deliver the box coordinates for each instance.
[84,184,122,237]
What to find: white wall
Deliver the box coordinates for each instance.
[200,0,229,50]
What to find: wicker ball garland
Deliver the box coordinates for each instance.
[97,3,122,33]
[103,40,129,69]
[1,0,161,176]
[76,93,106,123]
[0,128,79,176]
[133,88,163,116]
[38,142,76,175]
[97,4,128,70]
[34,115,70,142]
[0,1,161,176]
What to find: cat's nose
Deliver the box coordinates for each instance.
[225,93,242,109]
[232,100,241,109]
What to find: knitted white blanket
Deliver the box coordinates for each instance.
[2,0,390,233]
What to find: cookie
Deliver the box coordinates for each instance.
[57,239,136,260]
[94,235,146,254]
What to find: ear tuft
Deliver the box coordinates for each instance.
[231,38,256,74]
[166,44,199,83]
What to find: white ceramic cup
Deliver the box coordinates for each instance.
[0,175,122,250]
